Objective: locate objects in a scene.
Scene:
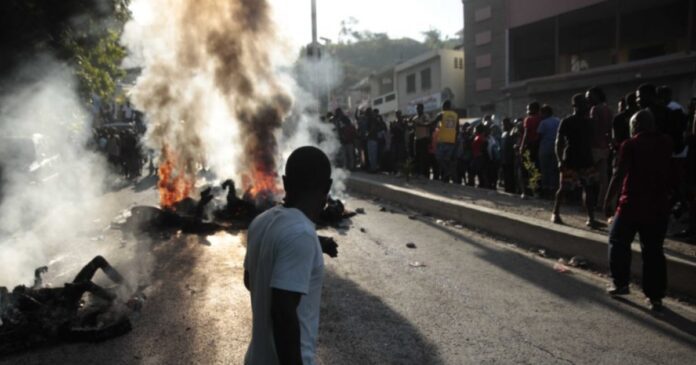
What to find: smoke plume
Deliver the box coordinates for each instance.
[0,57,149,288]
[123,0,297,206]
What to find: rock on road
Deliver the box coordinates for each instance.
[2,190,696,364]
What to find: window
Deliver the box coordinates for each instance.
[454,57,465,69]
[475,6,491,22]
[420,68,432,90]
[476,78,492,91]
[406,74,416,93]
[373,98,383,106]
[385,94,396,102]
[475,30,492,46]
[509,19,555,81]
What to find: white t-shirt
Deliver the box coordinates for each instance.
[244,206,324,365]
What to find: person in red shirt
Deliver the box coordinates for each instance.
[586,87,614,208]
[603,110,673,312]
[519,102,542,167]
[471,124,489,188]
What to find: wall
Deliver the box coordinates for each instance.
[507,0,606,28]
[464,0,508,116]
[396,56,442,114]
[439,49,467,111]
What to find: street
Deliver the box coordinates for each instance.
[2,182,695,365]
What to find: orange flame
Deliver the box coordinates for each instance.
[243,163,282,202]
[158,146,194,209]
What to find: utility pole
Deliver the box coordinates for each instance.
[311,0,318,51]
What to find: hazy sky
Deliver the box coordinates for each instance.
[270,0,464,48]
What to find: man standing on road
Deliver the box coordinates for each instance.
[519,102,542,168]
[604,111,673,311]
[244,146,333,365]
[433,100,459,182]
[552,94,600,227]
[412,103,434,177]
[537,105,560,197]
[612,92,639,155]
[586,87,613,207]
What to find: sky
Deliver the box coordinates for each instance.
[269,0,464,49]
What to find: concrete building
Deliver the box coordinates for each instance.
[394,49,466,117]
[370,66,399,121]
[464,0,696,118]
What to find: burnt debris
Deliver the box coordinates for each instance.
[116,179,356,239]
[0,256,144,357]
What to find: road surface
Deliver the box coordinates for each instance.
[1,182,695,364]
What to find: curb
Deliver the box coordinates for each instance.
[347,175,696,299]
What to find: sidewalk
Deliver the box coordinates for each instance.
[346,172,696,298]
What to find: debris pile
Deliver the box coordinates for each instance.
[0,257,145,357]
[115,179,355,239]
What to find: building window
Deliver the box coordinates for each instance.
[475,30,492,46]
[406,73,416,93]
[454,57,464,69]
[373,97,383,106]
[476,78,492,91]
[475,54,491,68]
[475,6,491,22]
[619,0,690,62]
[385,94,396,102]
[509,19,555,81]
[420,68,432,90]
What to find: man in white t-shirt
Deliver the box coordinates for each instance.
[244,146,333,365]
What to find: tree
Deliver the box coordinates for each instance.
[0,0,131,100]
[421,28,446,49]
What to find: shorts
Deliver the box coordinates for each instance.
[560,166,599,191]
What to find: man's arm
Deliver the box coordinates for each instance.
[271,288,303,365]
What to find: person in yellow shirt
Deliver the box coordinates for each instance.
[433,100,459,182]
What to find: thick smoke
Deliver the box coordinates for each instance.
[0,57,148,288]
[123,0,347,201]
[123,0,294,203]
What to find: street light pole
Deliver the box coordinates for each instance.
[311,0,318,50]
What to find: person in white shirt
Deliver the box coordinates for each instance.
[244,146,333,365]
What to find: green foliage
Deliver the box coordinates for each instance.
[522,150,541,191]
[327,37,429,92]
[0,0,131,100]
[400,158,416,181]
[64,26,128,100]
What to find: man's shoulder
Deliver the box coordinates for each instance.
[250,206,314,235]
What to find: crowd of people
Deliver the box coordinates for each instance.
[328,83,695,311]
[331,85,695,229]
[88,100,150,180]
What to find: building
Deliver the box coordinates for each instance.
[464,0,696,118]
[363,49,466,120]
[394,49,466,117]
[369,66,399,121]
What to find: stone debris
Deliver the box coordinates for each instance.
[569,256,589,268]
[406,242,417,249]
[409,261,426,268]
[553,261,572,274]
[355,208,366,214]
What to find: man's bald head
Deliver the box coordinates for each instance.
[630,110,656,136]
[283,146,332,196]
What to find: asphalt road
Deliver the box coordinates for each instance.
[2,181,696,364]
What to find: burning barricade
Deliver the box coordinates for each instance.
[0,256,145,356]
